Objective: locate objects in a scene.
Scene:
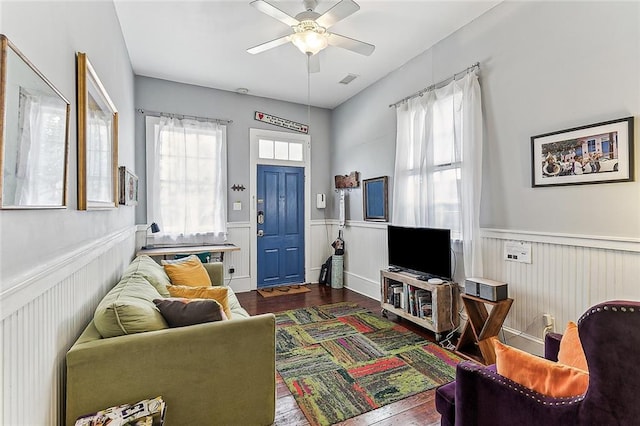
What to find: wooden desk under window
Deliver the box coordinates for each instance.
[136,244,240,262]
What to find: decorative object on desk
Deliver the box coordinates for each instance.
[118,166,138,206]
[257,284,310,298]
[145,222,160,247]
[362,176,388,222]
[0,34,71,209]
[174,252,211,264]
[231,184,245,191]
[531,116,634,187]
[76,52,118,210]
[334,171,360,189]
[275,302,461,426]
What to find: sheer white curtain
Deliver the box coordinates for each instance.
[148,116,227,245]
[392,71,483,277]
[86,106,114,204]
[14,89,67,205]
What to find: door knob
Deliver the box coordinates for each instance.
[257,230,264,237]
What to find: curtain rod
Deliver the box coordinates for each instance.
[388,62,480,108]
[136,108,233,125]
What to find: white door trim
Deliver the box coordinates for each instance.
[249,128,311,290]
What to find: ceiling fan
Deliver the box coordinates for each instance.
[247,0,375,73]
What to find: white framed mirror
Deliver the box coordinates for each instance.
[0,34,70,209]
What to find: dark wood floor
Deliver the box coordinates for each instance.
[236,284,443,426]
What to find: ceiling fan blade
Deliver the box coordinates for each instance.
[250,0,299,27]
[247,35,291,54]
[327,33,375,56]
[308,53,320,73]
[315,0,360,28]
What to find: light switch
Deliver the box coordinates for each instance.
[233,201,242,211]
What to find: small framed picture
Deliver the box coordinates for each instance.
[531,116,634,187]
[363,176,388,222]
[118,166,138,206]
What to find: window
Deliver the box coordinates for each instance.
[393,71,483,277]
[393,89,464,240]
[258,138,304,162]
[430,94,462,239]
[146,116,227,245]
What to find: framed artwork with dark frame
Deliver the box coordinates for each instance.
[77,52,118,209]
[531,116,634,187]
[118,166,138,206]
[363,176,388,222]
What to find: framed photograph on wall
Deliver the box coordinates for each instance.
[77,52,118,209]
[531,116,634,187]
[118,166,138,206]
[363,176,388,222]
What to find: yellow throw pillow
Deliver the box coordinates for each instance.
[558,321,588,372]
[162,255,212,287]
[166,284,232,319]
[494,338,588,397]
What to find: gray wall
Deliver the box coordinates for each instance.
[0,1,136,287]
[332,1,640,238]
[134,76,332,224]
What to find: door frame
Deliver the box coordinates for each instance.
[249,128,311,291]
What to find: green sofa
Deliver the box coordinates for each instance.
[65,255,276,425]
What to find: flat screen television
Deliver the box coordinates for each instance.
[387,225,451,280]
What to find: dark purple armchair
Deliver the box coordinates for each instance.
[435,300,640,425]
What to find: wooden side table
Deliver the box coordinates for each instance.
[455,293,513,365]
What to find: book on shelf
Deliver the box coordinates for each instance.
[387,280,403,306]
[408,285,416,316]
[415,289,433,321]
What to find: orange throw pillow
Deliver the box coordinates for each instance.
[162,256,212,287]
[558,321,588,372]
[166,284,232,319]
[494,338,588,397]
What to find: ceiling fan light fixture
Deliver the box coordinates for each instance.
[290,20,328,55]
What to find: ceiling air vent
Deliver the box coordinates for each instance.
[339,74,359,85]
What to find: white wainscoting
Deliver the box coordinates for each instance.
[322,222,640,354]
[330,221,388,300]
[0,226,136,426]
[481,228,640,352]
[225,223,252,292]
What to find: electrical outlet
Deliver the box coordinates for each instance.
[228,266,235,274]
[543,313,555,328]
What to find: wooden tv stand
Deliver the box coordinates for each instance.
[380,270,459,341]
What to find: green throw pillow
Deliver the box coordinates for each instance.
[94,274,168,338]
[121,255,171,297]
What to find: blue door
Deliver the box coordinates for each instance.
[257,165,305,288]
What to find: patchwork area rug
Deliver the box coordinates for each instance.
[275,302,461,426]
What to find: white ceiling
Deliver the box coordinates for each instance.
[114,0,501,109]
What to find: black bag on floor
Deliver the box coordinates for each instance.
[319,256,332,285]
